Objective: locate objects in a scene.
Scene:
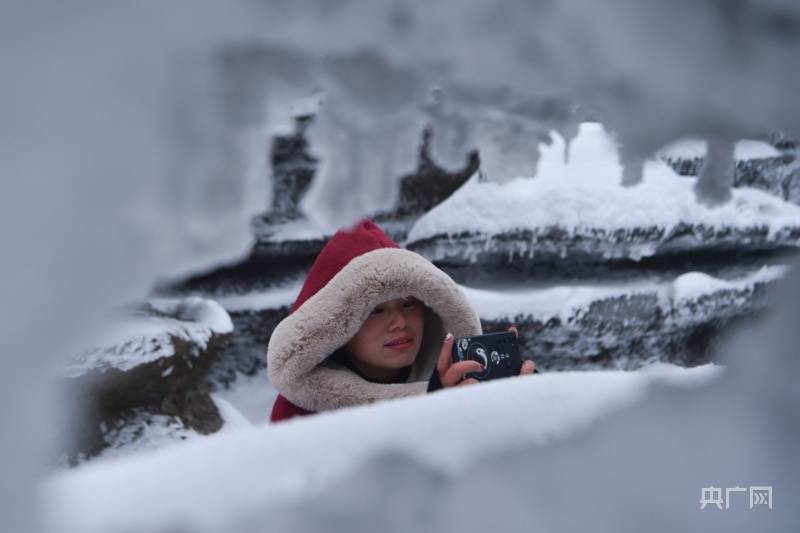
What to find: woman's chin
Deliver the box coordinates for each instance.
[380,347,418,367]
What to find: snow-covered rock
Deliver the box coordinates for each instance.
[406,124,800,268]
[657,137,800,205]
[61,298,233,462]
[64,298,231,379]
[469,265,788,369]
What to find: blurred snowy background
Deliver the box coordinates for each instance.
[2,1,799,532]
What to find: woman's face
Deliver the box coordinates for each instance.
[344,296,425,379]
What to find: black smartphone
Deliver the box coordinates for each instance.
[451,331,523,382]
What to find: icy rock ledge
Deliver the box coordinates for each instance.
[405,176,800,268]
[60,298,232,462]
[469,266,787,370]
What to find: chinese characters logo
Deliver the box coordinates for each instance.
[700,486,773,510]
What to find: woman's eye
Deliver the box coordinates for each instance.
[403,300,418,308]
[371,307,384,315]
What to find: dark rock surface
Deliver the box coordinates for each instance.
[260,115,317,225]
[207,306,289,389]
[393,131,478,218]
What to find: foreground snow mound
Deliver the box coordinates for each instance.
[406,124,800,266]
[43,364,719,533]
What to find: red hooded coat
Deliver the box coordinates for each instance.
[267,219,481,422]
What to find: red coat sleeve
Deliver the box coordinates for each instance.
[270,394,314,423]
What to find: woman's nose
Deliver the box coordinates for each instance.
[388,308,407,330]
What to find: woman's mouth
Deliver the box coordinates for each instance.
[384,336,414,350]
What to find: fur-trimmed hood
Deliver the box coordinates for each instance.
[267,220,482,414]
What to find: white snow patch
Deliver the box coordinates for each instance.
[734,139,783,160]
[460,265,788,322]
[213,373,277,426]
[211,395,254,431]
[656,138,782,161]
[259,219,337,243]
[668,267,785,302]
[147,297,233,334]
[461,283,650,323]
[214,282,302,312]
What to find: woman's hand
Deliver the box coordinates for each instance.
[508,325,536,375]
[435,333,483,387]
[432,327,536,390]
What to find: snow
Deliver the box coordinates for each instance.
[211,395,256,431]
[656,138,783,161]
[42,363,721,533]
[461,265,788,323]
[668,268,784,303]
[214,282,303,312]
[258,219,337,243]
[63,298,233,378]
[213,373,278,425]
[406,123,800,244]
[735,139,784,160]
[93,412,201,464]
[148,297,233,334]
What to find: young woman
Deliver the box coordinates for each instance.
[268,219,535,422]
